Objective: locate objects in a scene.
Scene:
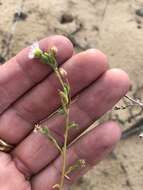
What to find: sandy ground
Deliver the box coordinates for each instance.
[0,0,143,189]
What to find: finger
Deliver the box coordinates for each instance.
[0,49,108,144]
[0,35,73,113]
[12,69,130,177]
[0,153,30,190]
[31,122,121,190]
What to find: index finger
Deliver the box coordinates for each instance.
[0,35,73,113]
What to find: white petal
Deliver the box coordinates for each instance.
[28,51,34,59]
[28,41,39,59]
[32,41,39,49]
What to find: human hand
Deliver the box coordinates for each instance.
[0,35,130,190]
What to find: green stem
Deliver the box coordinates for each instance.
[59,109,70,189]
[54,68,65,90]
[54,67,70,189]
[38,50,71,190]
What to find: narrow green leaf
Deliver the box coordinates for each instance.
[41,53,51,64]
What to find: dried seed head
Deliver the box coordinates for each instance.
[78,159,86,168]
[33,124,41,133]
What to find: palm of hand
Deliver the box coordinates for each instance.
[0,36,130,190]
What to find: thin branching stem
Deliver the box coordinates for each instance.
[54,68,66,90]
[60,109,70,189]
[29,45,82,189]
[54,66,71,189]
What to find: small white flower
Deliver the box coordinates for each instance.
[28,41,42,59]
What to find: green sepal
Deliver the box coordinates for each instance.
[57,107,65,115]
[34,48,43,58]
[65,159,86,176]
[40,126,49,135]
[63,83,70,96]
[68,122,79,129]
[41,53,51,64]
[59,90,69,106]
[41,52,57,68]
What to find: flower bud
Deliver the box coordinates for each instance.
[50,46,58,54]
[60,68,67,77]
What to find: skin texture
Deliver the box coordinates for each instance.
[0,35,130,190]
